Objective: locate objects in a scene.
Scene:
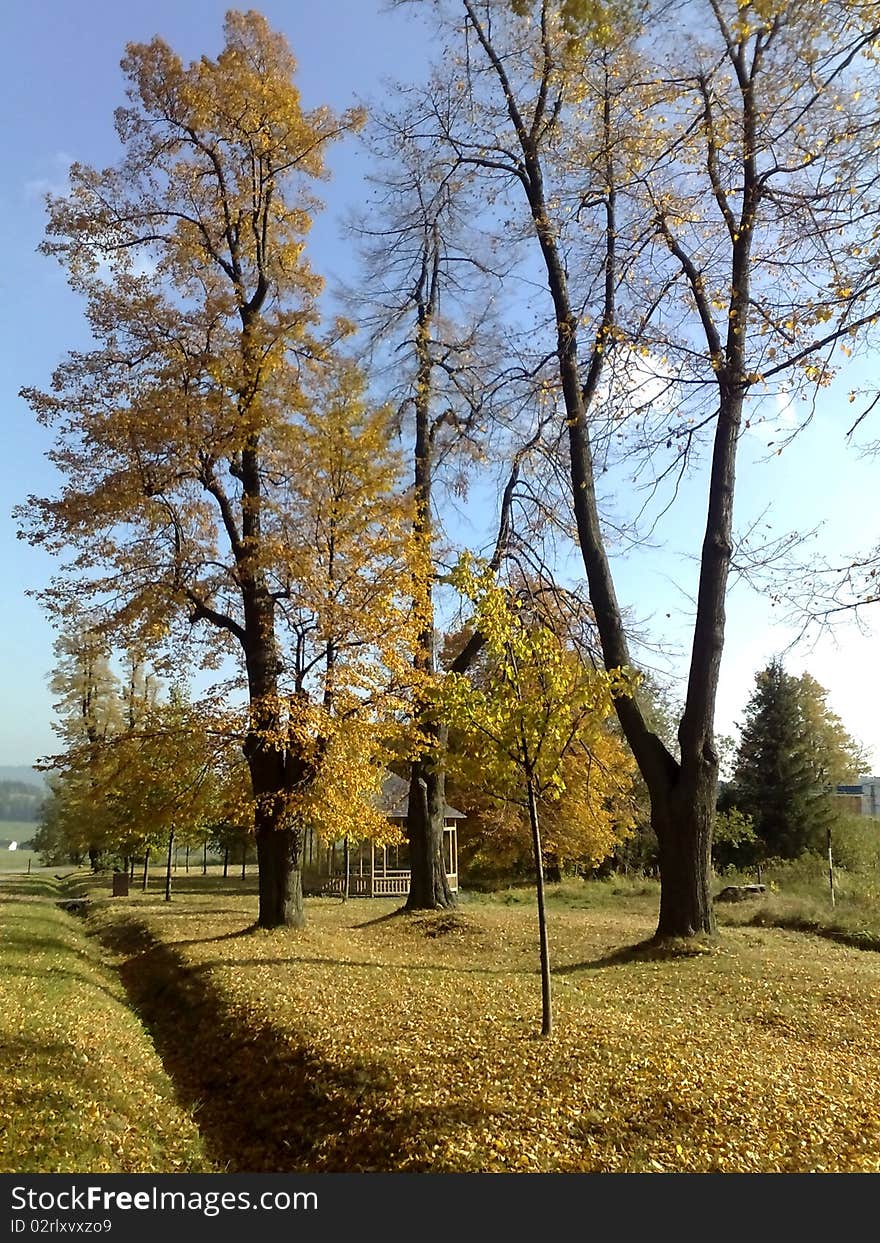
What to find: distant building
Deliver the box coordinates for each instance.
[834,777,880,817]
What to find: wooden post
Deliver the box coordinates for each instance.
[827,827,835,908]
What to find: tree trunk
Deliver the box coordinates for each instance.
[342,835,350,902]
[255,824,305,929]
[241,651,309,924]
[526,778,552,1038]
[223,845,229,878]
[185,845,190,873]
[141,847,150,892]
[459,7,736,940]
[202,838,207,875]
[88,847,102,873]
[406,765,454,910]
[652,765,717,939]
[164,830,174,903]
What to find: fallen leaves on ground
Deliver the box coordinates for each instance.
[0,876,210,1173]
[84,880,880,1172]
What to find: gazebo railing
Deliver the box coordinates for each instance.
[322,868,458,897]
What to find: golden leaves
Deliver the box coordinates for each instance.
[0,878,209,1173]
[78,883,880,1173]
[443,555,636,867]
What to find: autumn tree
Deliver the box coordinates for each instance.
[109,688,231,901]
[46,623,122,870]
[19,12,370,927]
[445,554,635,1034]
[349,98,543,911]
[443,585,636,882]
[406,0,880,937]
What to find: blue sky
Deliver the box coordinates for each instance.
[2,1,879,772]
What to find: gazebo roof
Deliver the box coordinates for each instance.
[378,772,465,821]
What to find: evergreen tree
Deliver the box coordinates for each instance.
[731,659,865,859]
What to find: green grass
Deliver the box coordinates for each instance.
[716,856,880,949]
[0,872,211,1172]
[482,875,660,910]
[0,822,39,872]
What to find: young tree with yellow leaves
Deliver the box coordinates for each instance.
[444,554,636,1035]
[18,12,391,927]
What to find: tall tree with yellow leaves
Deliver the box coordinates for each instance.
[19,12,366,927]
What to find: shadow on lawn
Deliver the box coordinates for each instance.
[92,915,487,1172]
[556,936,720,973]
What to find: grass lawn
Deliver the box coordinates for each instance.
[0,822,39,872]
[0,873,210,1173]
[77,873,880,1173]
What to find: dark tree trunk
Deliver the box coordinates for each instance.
[406,765,454,910]
[255,825,305,929]
[88,847,102,873]
[202,839,208,875]
[165,830,174,903]
[129,857,136,881]
[240,585,312,927]
[141,847,151,893]
[544,855,562,885]
[185,845,190,873]
[223,845,229,878]
[458,4,750,940]
[652,765,716,939]
[526,777,552,1037]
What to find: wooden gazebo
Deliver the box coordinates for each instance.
[303,773,463,897]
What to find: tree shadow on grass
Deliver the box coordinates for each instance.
[556,936,720,973]
[0,878,60,899]
[92,915,493,1171]
[352,907,407,929]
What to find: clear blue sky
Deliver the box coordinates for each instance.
[2,2,879,771]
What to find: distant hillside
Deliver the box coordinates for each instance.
[0,775,46,823]
[0,767,47,789]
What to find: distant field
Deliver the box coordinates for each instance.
[0,836,39,872]
[0,822,38,844]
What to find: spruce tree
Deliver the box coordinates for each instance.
[732,659,864,859]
